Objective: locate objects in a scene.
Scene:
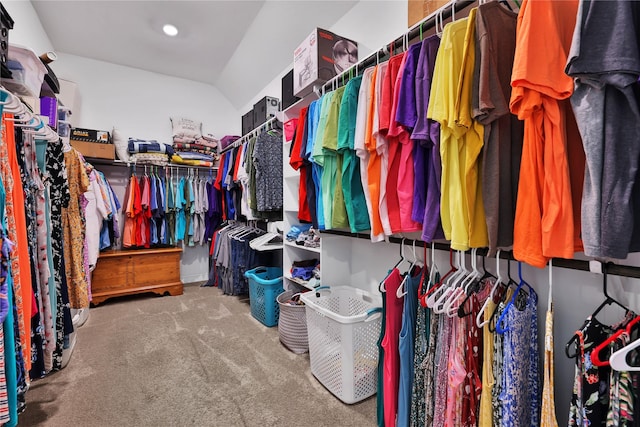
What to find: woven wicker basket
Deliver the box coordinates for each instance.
[276,290,309,354]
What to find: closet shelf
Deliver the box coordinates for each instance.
[284,240,321,254]
[84,157,218,171]
[284,274,320,290]
[282,93,319,118]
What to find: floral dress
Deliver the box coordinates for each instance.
[62,149,90,308]
[499,289,540,426]
[47,141,72,370]
[568,317,614,426]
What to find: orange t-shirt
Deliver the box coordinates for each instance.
[510,0,580,267]
[366,64,385,237]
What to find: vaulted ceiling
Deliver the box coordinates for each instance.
[31,0,359,109]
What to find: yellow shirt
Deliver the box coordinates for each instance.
[428,18,470,250]
[455,8,488,249]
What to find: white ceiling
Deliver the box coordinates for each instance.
[31,0,359,110]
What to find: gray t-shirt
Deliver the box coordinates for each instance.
[566,0,640,259]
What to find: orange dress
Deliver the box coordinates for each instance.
[0,114,32,371]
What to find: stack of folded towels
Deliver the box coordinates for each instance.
[172,133,219,167]
[127,138,174,166]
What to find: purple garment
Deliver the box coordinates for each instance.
[396,42,423,129]
[410,36,445,242]
[220,135,240,151]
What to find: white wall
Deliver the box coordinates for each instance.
[3,0,54,55]
[51,53,240,141]
[238,0,408,115]
[49,53,239,283]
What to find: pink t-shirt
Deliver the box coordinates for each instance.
[393,43,424,233]
[379,55,405,235]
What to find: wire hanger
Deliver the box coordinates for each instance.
[565,262,632,358]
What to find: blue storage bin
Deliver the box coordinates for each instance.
[244,266,284,327]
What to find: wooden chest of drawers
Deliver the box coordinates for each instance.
[90,247,183,305]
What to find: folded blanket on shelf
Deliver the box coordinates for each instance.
[174,151,215,162]
[130,152,169,166]
[172,142,217,155]
[173,136,197,144]
[197,134,219,149]
[128,138,175,155]
[171,154,214,167]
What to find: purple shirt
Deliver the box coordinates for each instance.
[396,43,423,130]
[410,35,444,242]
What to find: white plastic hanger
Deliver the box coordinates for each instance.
[396,240,419,298]
[610,338,640,371]
[433,251,466,313]
[477,250,504,328]
[426,249,458,309]
[441,251,469,314]
[447,248,483,317]
[428,242,439,287]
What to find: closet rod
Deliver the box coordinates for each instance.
[321,229,640,280]
[88,157,218,172]
[220,116,280,155]
[320,0,475,93]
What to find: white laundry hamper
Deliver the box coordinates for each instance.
[300,286,382,404]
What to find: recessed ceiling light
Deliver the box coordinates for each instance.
[163,24,178,37]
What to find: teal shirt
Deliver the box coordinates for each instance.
[337,76,371,232]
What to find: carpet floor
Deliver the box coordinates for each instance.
[20,284,377,426]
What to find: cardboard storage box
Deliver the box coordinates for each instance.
[293,28,358,98]
[70,127,111,143]
[253,96,280,126]
[70,140,115,160]
[70,127,114,159]
[408,0,450,27]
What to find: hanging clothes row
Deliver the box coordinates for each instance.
[216,124,283,222]
[206,222,275,295]
[376,242,543,427]
[0,85,122,425]
[121,166,222,249]
[566,264,640,427]
[289,0,640,269]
